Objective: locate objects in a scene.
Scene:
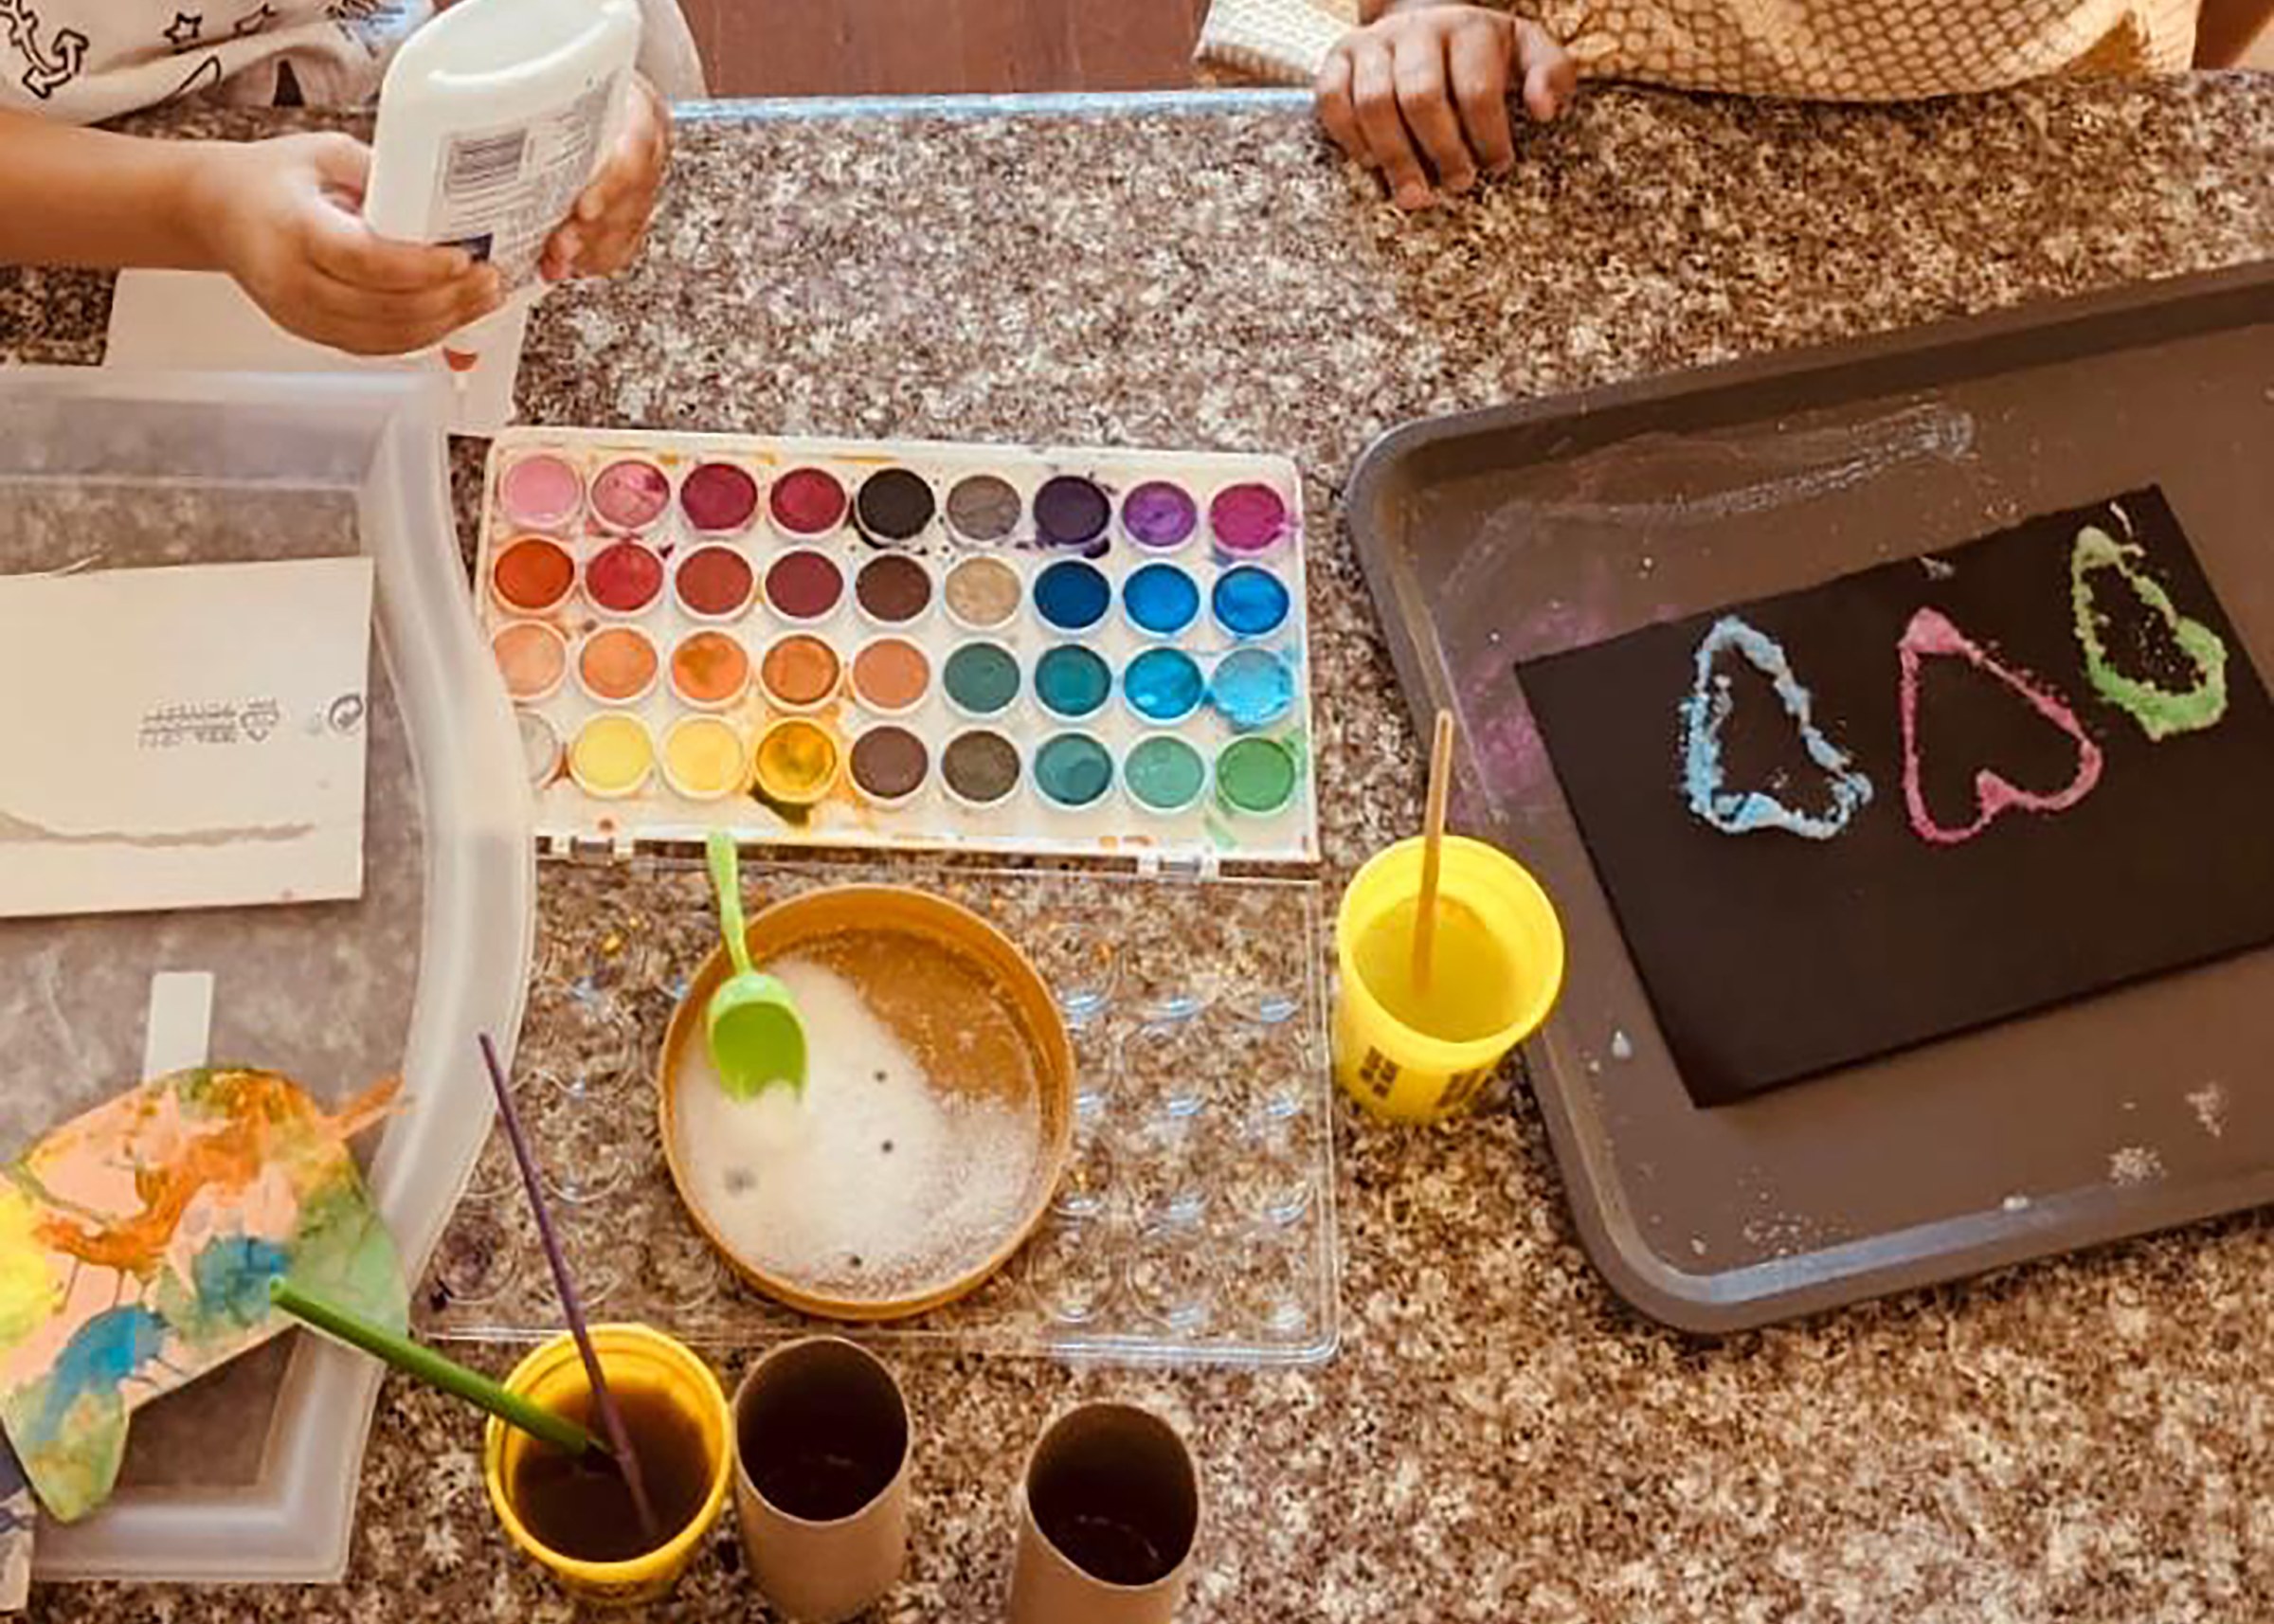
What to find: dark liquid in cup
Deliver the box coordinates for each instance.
[508,1381,713,1563]
[1042,1509,1173,1586]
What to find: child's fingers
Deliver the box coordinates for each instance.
[286,270,499,355]
[301,199,475,292]
[1394,33,1478,193]
[1517,20,1578,121]
[540,225,580,282]
[565,137,663,254]
[299,262,498,334]
[1350,38,1431,208]
[569,222,644,278]
[1314,50,1367,163]
[577,86,670,225]
[1449,18,1517,174]
[299,131,376,203]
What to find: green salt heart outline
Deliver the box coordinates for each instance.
[2069,524,2229,742]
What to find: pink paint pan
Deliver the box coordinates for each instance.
[590,457,674,533]
[498,452,584,532]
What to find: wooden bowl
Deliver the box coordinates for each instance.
[658,883,1072,1321]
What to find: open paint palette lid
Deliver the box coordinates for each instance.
[478,429,1321,875]
[0,369,532,1581]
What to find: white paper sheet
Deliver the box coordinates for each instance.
[0,558,374,918]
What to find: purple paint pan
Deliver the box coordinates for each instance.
[1122,480,1199,550]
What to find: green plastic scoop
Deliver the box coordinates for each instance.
[704,832,808,1101]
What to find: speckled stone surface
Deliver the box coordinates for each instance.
[9,78,2274,1622]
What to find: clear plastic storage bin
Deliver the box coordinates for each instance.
[0,369,532,1582]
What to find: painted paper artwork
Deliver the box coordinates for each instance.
[1518,488,2274,1106]
[0,1069,404,1522]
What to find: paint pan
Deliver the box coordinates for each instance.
[592,458,673,533]
[942,729,1021,809]
[848,724,931,808]
[850,637,931,717]
[946,473,1023,547]
[578,625,660,705]
[765,550,846,625]
[1214,736,1296,817]
[1034,475,1110,552]
[492,535,576,615]
[663,715,750,802]
[1209,482,1291,557]
[1122,480,1198,550]
[499,451,583,531]
[943,641,1021,719]
[855,468,936,546]
[492,621,568,703]
[1033,560,1110,634]
[760,634,842,712]
[855,555,934,627]
[1034,733,1114,811]
[1122,563,1200,638]
[671,630,751,711]
[944,556,1022,631]
[769,467,850,539]
[587,540,667,618]
[682,461,762,535]
[519,710,564,787]
[1209,647,1295,731]
[1123,648,1204,726]
[753,717,839,807]
[571,713,656,799]
[1211,566,1290,640]
[1124,734,1207,816]
[1035,646,1111,721]
[675,547,757,622]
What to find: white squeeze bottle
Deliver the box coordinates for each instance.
[362,0,641,397]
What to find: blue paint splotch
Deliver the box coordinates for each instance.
[190,1236,293,1331]
[1679,615,1872,840]
[27,1307,168,1448]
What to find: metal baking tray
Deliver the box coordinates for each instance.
[1348,262,2274,1331]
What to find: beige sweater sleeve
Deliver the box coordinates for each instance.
[1195,0,2199,99]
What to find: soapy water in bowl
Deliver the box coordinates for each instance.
[673,937,1047,1300]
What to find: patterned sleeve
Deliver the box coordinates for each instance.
[1194,0,2196,99]
[1486,0,2193,99]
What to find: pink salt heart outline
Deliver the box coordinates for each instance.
[1898,606,2104,846]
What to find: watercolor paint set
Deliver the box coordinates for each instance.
[478,428,1318,870]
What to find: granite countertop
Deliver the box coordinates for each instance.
[9,77,2274,1621]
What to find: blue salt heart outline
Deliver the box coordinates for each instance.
[1679,615,1873,840]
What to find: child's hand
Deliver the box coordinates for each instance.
[192,133,502,356]
[1315,5,1577,209]
[540,73,670,281]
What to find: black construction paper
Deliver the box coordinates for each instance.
[1518,487,2274,1106]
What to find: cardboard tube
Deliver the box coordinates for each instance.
[1008,1402,1200,1624]
[731,1338,911,1622]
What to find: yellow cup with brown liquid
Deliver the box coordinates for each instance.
[483,1324,732,1604]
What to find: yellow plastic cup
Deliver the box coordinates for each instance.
[483,1324,732,1605]
[1333,834,1566,1123]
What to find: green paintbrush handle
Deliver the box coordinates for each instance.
[269,1278,597,1458]
[707,830,755,977]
